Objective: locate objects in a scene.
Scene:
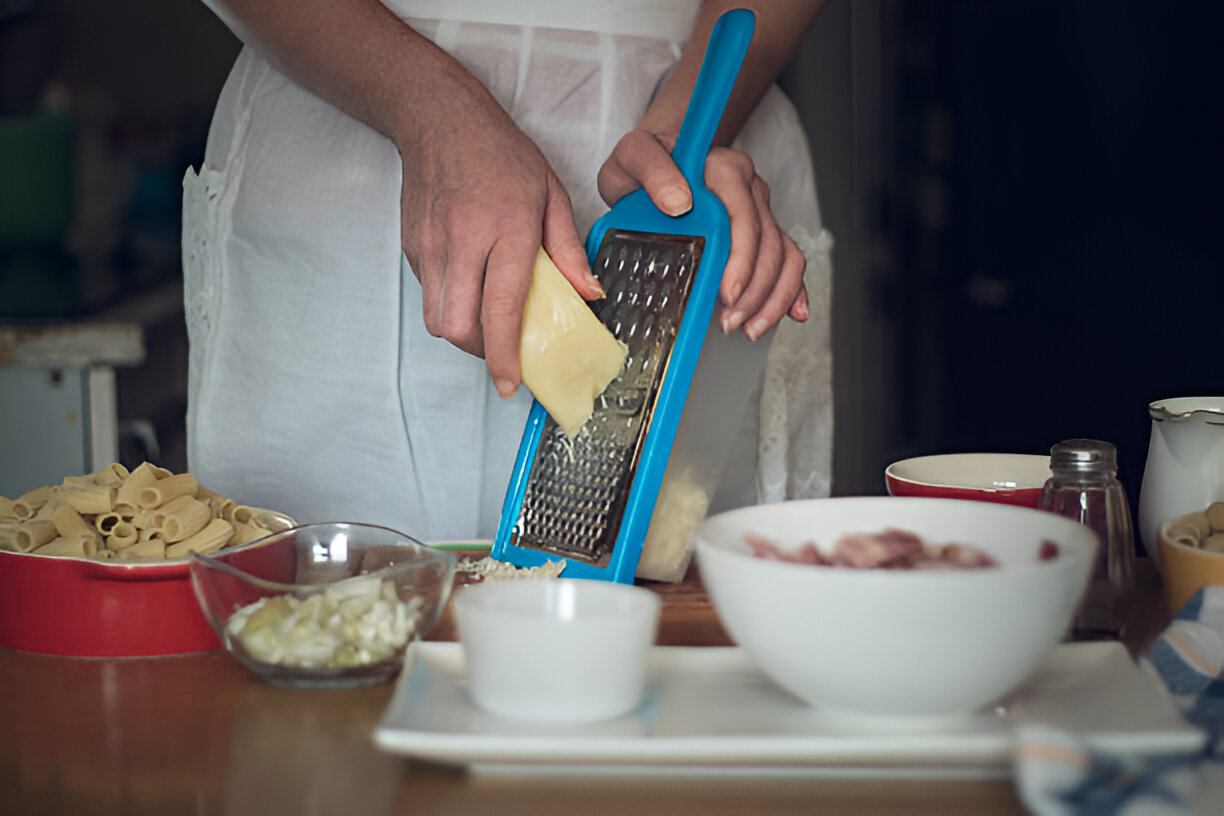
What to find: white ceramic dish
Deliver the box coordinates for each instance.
[452,578,661,723]
[693,497,1096,718]
[1138,396,1224,567]
[373,641,1202,775]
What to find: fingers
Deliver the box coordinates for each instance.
[541,175,601,300]
[597,130,691,215]
[481,232,541,397]
[399,103,588,397]
[404,201,454,349]
[745,233,806,338]
[704,148,762,324]
[409,200,536,386]
[736,179,805,340]
[420,230,488,361]
[788,282,810,323]
[704,147,807,340]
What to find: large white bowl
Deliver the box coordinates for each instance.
[694,497,1096,719]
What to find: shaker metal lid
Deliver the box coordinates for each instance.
[1049,438,1117,472]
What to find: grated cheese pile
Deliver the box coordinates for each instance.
[637,467,712,582]
[457,555,566,581]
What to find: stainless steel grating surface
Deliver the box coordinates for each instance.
[510,230,704,564]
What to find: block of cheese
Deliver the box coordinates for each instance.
[520,248,627,438]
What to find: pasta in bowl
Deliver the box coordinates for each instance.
[189,522,456,689]
[0,461,293,562]
[0,462,296,657]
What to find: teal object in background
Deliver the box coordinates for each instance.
[0,111,77,316]
[0,112,73,247]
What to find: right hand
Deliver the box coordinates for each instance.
[395,80,599,398]
[597,129,808,341]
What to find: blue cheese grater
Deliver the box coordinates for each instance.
[492,9,757,584]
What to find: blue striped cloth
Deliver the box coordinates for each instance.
[1014,587,1224,815]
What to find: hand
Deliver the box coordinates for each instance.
[596,128,808,341]
[396,79,600,397]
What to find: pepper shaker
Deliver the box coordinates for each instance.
[1038,439,1135,640]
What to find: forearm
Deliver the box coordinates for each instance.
[639,0,825,146]
[203,0,500,150]
[203,1,596,384]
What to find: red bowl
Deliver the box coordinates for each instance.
[884,453,1051,509]
[0,511,294,658]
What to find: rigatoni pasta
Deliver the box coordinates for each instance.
[124,538,166,559]
[114,463,158,509]
[34,535,97,558]
[50,504,96,539]
[12,486,53,520]
[136,472,198,510]
[106,521,139,550]
[165,518,233,559]
[0,462,288,561]
[58,483,115,515]
[160,498,213,543]
[16,520,56,552]
[231,521,273,548]
[196,486,235,520]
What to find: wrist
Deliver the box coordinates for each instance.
[385,45,509,163]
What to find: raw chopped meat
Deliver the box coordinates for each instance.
[834,528,925,568]
[743,527,1059,570]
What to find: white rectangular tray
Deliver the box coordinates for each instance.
[373,640,1204,776]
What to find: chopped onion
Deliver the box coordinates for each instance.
[226,577,424,669]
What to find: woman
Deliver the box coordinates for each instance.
[183,0,833,541]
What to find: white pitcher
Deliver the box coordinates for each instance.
[1138,396,1224,567]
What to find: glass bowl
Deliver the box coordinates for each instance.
[188,522,456,688]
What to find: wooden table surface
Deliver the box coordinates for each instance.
[0,555,1168,816]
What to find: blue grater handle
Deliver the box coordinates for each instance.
[671,8,756,184]
[491,8,756,583]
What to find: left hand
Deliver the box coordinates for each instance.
[596,128,808,340]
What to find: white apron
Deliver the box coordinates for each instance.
[182,0,833,541]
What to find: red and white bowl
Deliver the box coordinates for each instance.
[885,453,1051,508]
[0,510,293,658]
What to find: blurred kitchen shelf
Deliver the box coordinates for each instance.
[0,275,188,498]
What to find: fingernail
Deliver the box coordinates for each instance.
[722,311,744,333]
[794,299,809,321]
[589,277,606,299]
[661,187,691,216]
[746,318,769,341]
[495,379,518,399]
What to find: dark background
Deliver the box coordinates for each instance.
[2,0,1221,526]
[877,0,1223,514]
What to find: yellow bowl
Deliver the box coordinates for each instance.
[1158,519,1224,617]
